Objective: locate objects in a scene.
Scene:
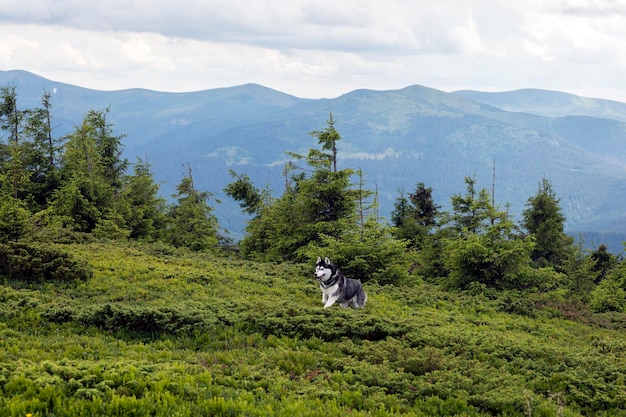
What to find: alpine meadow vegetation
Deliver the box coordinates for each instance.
[2,87,626,416]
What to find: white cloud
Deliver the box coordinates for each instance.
[1,1,626,102]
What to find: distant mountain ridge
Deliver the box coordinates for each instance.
[2,69,626,252]
[455,88,626,122]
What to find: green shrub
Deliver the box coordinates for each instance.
[0,242,92,283]
[591,278,626,313]
[497,291,537,317]
[45,302,224,336]
[0,197,31,243]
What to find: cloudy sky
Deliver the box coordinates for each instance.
[2,0,626,101]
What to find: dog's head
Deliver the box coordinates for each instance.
[315,256,334,283]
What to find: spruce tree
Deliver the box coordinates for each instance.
[86,107,127,191]
[522,178,573,268]
[392,182,439,248]
[449,175,496,236]
[234,114,356,261]
[0,85,27,200]
[441,177,535,290]
[22,90,61,209]
[117,158,168,240]
[167,164,219,251]
[224,169,266,216]
[51,111,120,232]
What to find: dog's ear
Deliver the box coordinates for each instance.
[325,257,331,264]
[316,256,321,263]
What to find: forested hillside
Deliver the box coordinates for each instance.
[3,79,626,416]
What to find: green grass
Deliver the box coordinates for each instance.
[1,242,626,416]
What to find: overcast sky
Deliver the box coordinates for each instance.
[2,0,626,101]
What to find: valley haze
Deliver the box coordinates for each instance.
[2,69,626,253]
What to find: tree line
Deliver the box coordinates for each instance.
[1,85,625,312]
[0,84,221,251]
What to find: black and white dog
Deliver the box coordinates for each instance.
[314,257,367,308]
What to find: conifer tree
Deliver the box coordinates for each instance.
[441,177,535,290]
[223,169,266,216]
[0,180,30,243]
[0,85,27,200]
[449,175,496,236]
[392,182,439,248]
[86,107,127,191]
[51,111,116,232]
[22,90,61,209]
[522,178,573,268]
[590,244,618,283]
[233,114,356,261]
[117,158,168,240]
[167,164,219,251]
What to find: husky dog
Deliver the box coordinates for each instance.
[315,257,367,308]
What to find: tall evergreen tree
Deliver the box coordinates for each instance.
[51,111,117,232]
[392,182,439,248]
[449,175,496,236]
[522,178,573,268]
[307,112,340,172]
[0,85,27,199]
[22,90,61,209]
[0,85,20,145]
[86,107,128,191]
[167,164,219,251]
[442,181,535,290]
[233,114,356,261]
[117,158,168,240]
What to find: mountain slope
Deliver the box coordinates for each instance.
[2,70,626,250]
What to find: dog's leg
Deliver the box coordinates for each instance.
[323,295,338,308]
[356,290,367,308]
[322,292,328,304]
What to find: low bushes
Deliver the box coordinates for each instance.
[0,242,92,283]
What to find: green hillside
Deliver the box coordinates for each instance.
[2,242,626,416]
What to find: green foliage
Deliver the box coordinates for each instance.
[93,210,131,241]
[167,166,219,252]
[49,174,110,232]
[590,258,626,312]
[85,107,128,190]
[522,178,573,268]
[224,169,266,215]
[2,242,626,416]
[0,195,31,242]
[392,182,440,248]
[0,242,92,283]
[116,158,168,241]
[449,175,495,236]
[21,89,62,210]
[590,278,626,312]
[496,290,537,317]
[238,116,357,262]
[589,244,619,283]
[442,212,535,290]
[299,218,410,285]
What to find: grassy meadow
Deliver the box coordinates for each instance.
[2,242,626,416]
